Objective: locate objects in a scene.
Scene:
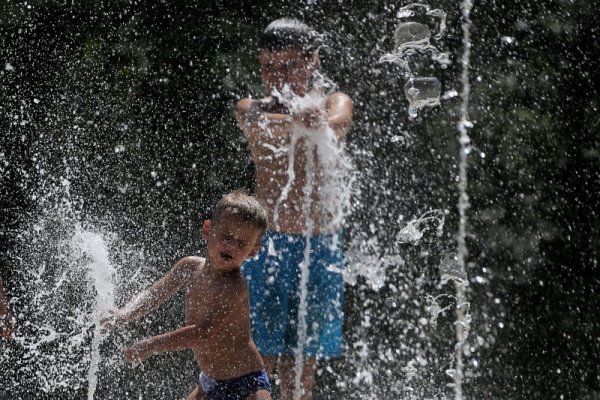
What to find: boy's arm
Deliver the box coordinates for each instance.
[124,324,199,365]
[125,278,248,365]
[325,92,354,141]
[101,256,201,330]
[278,93,353,139]
[235,98,292,135]
[235,94,353,141]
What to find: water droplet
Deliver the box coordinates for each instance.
[394,22,431,49]
[404,77,441,118]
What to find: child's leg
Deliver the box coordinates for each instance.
[186,385,210,400]
[278,356,316,400]
[247,389,272,400]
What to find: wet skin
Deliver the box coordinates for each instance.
[235,48,353,234]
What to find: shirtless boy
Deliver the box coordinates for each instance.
[235,19,353,399]
[102,191,272,400]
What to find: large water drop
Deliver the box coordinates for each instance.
[394,22,431,49]
[404,77,442,119]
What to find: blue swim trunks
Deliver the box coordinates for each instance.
[242,230,344,358]
[198,370,271,400]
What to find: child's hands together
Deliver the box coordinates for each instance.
[292,107,326,129]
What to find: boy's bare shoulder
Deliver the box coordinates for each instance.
[327,92,353,105]
[235,97,254,114]
[173,256,205,275]
[177,255,204,266]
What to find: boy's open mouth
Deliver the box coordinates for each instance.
[220,252,233,261]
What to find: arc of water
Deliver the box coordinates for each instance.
[268,87,352,399]
[453,0,475,399]
[272,130,300,231]
[271,85,306,231]
[72,227,116,400]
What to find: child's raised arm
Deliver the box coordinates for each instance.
[101,256,201,331]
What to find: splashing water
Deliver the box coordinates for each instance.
[396,209,445,245]
[294,142,315,400]
[71,227,116,400]
[379,3,450,118]
[6,218,116,398]
[404,77,442,119]
[345,234,403,291]
[270,85,353,234]
[452,0,475,397]
[267,84,354,399]
[386,2,475,394]
[425,293,455,327]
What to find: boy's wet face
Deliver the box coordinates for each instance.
[203,214,262,272]
[259,48,317,97]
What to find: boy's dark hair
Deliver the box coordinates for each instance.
[212,190,269,237]
[260,18,318,54]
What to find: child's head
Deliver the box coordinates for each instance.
[211,191,269,236]
[260,18,317,55]
[203,191,268,271]
[259,18,320,96]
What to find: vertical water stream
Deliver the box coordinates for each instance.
[452,0,475,398]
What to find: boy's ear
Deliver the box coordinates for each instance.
[202,220,212,240]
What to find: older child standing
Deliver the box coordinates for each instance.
[235,18,353,399]
[103,191,272,400]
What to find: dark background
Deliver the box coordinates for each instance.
[1,0,598,399]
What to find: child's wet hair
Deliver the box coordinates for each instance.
[260,18,319,55]
[212,190,269,237]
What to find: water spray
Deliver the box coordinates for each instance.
[452,0,475,398]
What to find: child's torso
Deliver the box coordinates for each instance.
[183,264,262,379]
[243,105,342,234]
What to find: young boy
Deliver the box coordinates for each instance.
[102,191,272,400]
[234,18,353,399]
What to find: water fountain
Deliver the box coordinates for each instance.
[72,227,117,400]
[2,1,594,399]
[1,216,117,396]
[379,3,450,118]
[1,3,460,398]
[451,0,475,397]
[265,82,353,399]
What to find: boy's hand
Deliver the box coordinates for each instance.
[246,99,291,123]
[100,308,123,332]
[125,340,152,366]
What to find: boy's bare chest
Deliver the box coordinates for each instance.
[183,275,234,323]
[251,133,316,172]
